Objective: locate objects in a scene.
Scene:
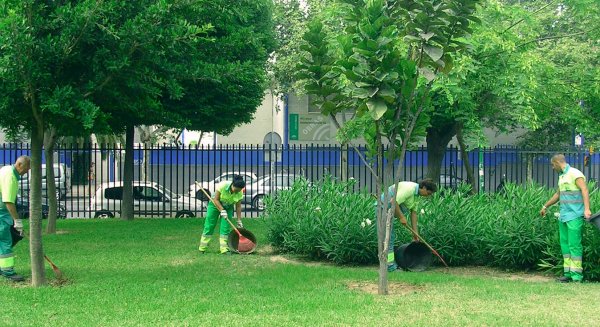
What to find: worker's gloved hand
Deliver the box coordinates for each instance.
[14,219,24,235]
[237,221,244,228]
[220,210,228,218]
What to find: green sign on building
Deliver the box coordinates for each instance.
[289,114,299,140]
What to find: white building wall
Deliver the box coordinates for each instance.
[217,91,285,146]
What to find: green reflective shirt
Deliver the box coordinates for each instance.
[0,165,19,224]
[558,164,585,222]
[392,181,420,211]
[216,181,243,206]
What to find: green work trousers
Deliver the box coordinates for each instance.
[199,202,233,253]
[0,221,16,273]
[559,217,584,281]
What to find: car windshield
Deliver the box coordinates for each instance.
[157,185,178,199]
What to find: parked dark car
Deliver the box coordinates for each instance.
[416,174,465,190]
[16,196,67,219]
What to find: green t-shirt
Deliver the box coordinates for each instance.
[0,165,19,224]
[216,181,243,206]
[394,181,420,211]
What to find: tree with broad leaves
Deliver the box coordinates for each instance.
[424,0,600,190]
[297,0,481,294]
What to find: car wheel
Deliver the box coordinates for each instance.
[252,194,266,211]
[94,211,114,219]
[195,189,210,201]
[175,211,195,218]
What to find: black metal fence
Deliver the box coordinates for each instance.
[3,143,597,218]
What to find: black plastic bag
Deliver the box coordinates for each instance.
[10,225,23,247]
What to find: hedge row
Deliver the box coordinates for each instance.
[265,178,600,280]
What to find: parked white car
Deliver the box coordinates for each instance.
[20,163,71,200]
[189,172,257,200]
[243,173,305,211]
[91,181,204,218]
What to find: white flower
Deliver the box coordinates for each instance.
[314,207,321,212]
[554,212,560,218]
[365,219,372,226]
[360,221,366,228]
[420,209,425,214]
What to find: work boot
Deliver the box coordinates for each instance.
[557,276,572,283]
[1,272,25,282]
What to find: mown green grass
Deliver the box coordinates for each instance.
[2,218,599,327]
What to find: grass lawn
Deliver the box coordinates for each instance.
[2,218,599,327]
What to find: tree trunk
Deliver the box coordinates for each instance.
[121,125,135,220]
[30,120,47,286]
[425,120,458,182]
[375,131,388,295]
[526,154,533,184]
[340,142,348,181]
[456,125,476,194]
[44,128,58,233]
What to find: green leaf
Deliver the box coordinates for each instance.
[419,32,435,41]
[377,85,396,102]
[423,45,444,62]
[367,98,387,120]
[353,87,379,99]
[403,35,421,43]
[418,67,436,82]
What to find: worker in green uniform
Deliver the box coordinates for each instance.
[541,154,591,283]
[381,179,437,272]
[199,175,246,254]
[0,156,31,282]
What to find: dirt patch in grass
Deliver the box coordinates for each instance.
[347,281,424,295]
[3,276,72,288]
[269,255,324,267]
[437,266,554,283]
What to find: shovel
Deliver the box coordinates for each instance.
[197,186,256,253]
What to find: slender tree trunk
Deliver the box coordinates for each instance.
[340,142,348,181]
[30,119,47,286]
[456,125,476,194]
[121,125,135,220]
[526,154,533,184]
[375,131,388,295]
[44,128,58,233]
[425,120,458,182]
